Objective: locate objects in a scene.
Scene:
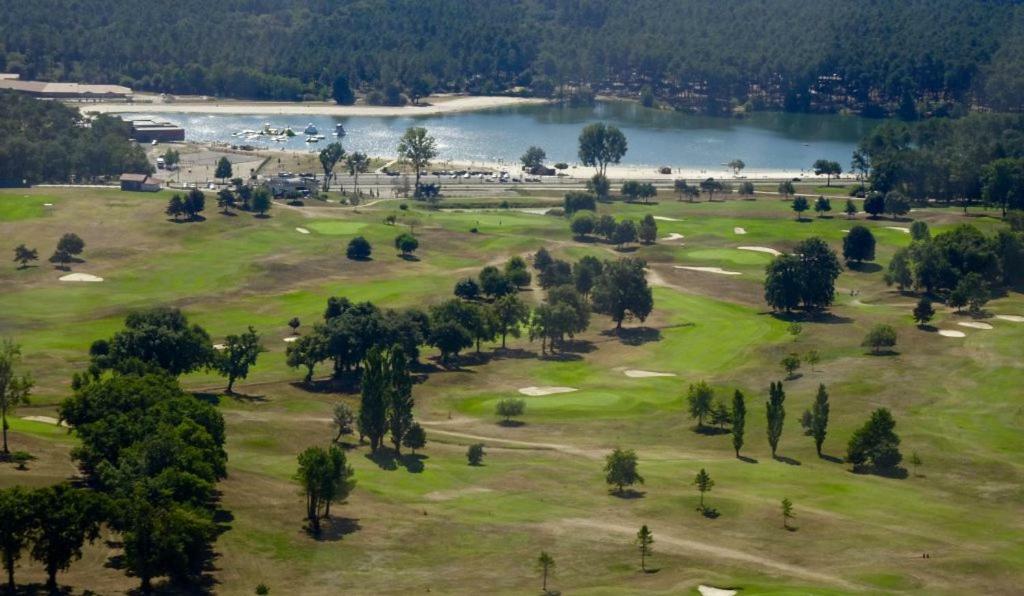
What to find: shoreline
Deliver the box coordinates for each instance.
[82,94,547,117]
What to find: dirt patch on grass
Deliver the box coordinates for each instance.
[424,487,494,501]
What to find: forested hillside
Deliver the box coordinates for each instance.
[1,0,1023,113]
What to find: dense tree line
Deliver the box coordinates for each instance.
[0,91,150,185]
[2,1,1023,111]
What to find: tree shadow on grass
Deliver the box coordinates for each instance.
[366,450,398,471]
[610,488,646,499]
[737,455,759,464]
[774,455,802,466]
[865,349,900,357]
[253,213,272,219]
[641,567,661,574]
[191,392,222,406]
[700,507,721,519]
[538,352,584,362]
[226,391,267,403]
[399,453,427,473]
[398,253,420,261]
[766,311,854,325]
[694,425,731,436]
[490,347,539,361]
[602,326,662,346]
[820,453,844,464]
[850,465,908,479]
[294,375,362,394]
[313,516,361,542]
[847,262,883,273]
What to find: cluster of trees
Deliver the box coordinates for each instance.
[855,114,1024,213]
[569,211,658,247]
[764,238,843,313]
[885,224,1023,313]
[167,183,272,221]
[14,232,87,271]
[3,2,1021,112]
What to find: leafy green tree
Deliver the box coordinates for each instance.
[49,232,84,269]
[319,142,345,192]
[804,384,830,457]
[402,422,426,454]
[728,159,746,175]
[578,123,627,175]
[495,398,525,425]
[687,381,714,428]
[479,265,514,298]
[397,127,438,196]
[595,214,617,239]
[564,191,596,214]
[604,448,643,495]
[863,192,885,218]
[980,157,1024,216]
[12,244,37,269]
[591,257,653,329]
[909,220,930,241]
[0,486,34,590]
[693,468,714,511]
[638,214,658,244]
[884,191,910,218]
[454,277,481,300]
[332,73,355,105]
[491,294,530,348]
[386,347,414,454]
[533,247,553,272]
[731,390,746,457]
[739,181,755,196]
[467,443,485,466]
[781,353,801,379]
[162,148,180,170]
[804,349,820,371]
[295,445,355,535]
[884,248,914,291]
[570,211,596,238]
[711,400,731,429]
[764,255,803,312]
[0,341,32,455]
[251,187,272,216]
[573,256,604,297]
[844,199,857,218]
[587,173,611,199]
[90,307,213,376]
[611,219,637,248]
[794,237,842,311]
[777,180,795,198]
[913,297,935,327]
[215,156,233,182]
[635,525,653,572]
[286,332,326,384]
[395,233,419,256]
[536,551,555,593]
[950,272,989,313]
[332,402,355,442]
[165,194,184,220]
[358,348,390,452]
[675,179,699,201]
[792,196,809,219]
[766,381,786,458]
[862,324,897,354]
[847,408,902,472]
[814,196,831,217]
[813,159,842,186]
[428,300,476,363]
[345,151,371,195]
[504,257,532,288]
[183,189,206,219]
[620,180,642,201]
[216,188,236,213]
[214,326,264,393]
[521,146,547,171]
[701,178,724,201]
[30,484,104,591]
[842,225,876,264]
[781,497,795,529]
[347,236,372,260]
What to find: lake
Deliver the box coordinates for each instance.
[128,101,878,172]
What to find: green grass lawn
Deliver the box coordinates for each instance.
[1,187,1022,595]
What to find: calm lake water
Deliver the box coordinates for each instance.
[130,101,878,171]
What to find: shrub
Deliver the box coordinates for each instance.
[346,236,372,260]
[467,443,485,465]
[862,324,897,354]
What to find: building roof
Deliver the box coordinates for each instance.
[120,173,149,182]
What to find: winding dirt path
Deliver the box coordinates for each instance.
[419,424,603,459]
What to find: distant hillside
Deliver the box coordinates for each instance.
[2,0,1023,114]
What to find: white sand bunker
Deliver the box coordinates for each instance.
[22,416,67,427]
[938,329,966,338]
[653,216,682,221]
[698,587,737,596]
[59,273,103,282]
[519,386,577,396]
[213,344,226,351]
[996,314,1024,322]
[295,227,311,234]
[958,321,993,330]
[674,266,742,276]
[733,227,747,234]
[624,369,677,378]
[885,226,911,233]
[282,336,299,343]
[424,487,493,502]
[738,246,782,256]
[662,233,685,241]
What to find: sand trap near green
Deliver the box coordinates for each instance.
[733,226,747,234]
[22,415,67,427]
[662,233,685,241]
[518,386,578,396]
[295,227,310,234]
[737,246,782,256]
[674,265,742,276]
[939,329,966,337]
[59,273,104,282]
[995,314,1024,322]
[885,226,910,233]
[623,369,676,378]
[698,587,738,596]
[653,215,682,221]
[958,321,993,330]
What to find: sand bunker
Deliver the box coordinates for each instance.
[995,314,1024,322]
[938,329,966,338]
[22,416,67,427]
[885,226,911,233]
[958,321,993,330]
[737,246,782,256]
[282,336,299,343]
[424,487,493,501]
[653,216,682,221]
[733,227,747,234]
[295,227,311,234]
[519,386,577,396]
[623,369,677,378]
[59,273,103,282]
[213,344,226,350]
[674,266,742,276]
[698,587,738,596]
[662,233,685,241]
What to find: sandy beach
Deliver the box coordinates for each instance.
[84,94,547,117]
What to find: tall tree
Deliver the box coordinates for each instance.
[806,384,829,457]
[536,551,555,593]
[295,445,355,535]
[214,326,264,393]
[847,408,902,472]
[813,159,842,186]
[731,390,746,457]
[604,448,643,495]
[214,156,233,182]
[578,123,627,175]
[0,486,34,591]
[319,142,345,192]
[591,257,653,328]
[842,225,876,265]
[635,525,654,572]
[0,341,32,455]
[331,74,355,105]
[30,484,104,591]
[766,381,786,458]
[521,146,547,171]
[345,151,370,195]
[48,232,84,269]
[387,347,414,454]
[12,245,37,269]
[358,348,390,452]
[397,127,438,196]
[687,381,714,429]
[491,294,530,348]
[693,468,714,511]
